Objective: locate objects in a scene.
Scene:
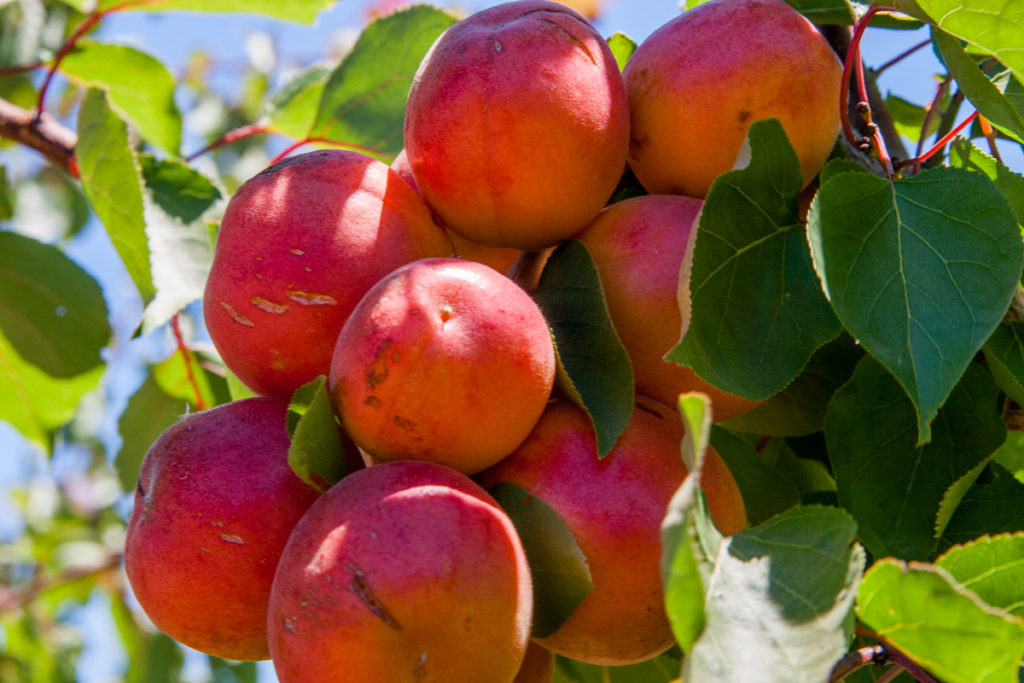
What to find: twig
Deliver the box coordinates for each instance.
[0,96,77,173]
[0,552,122,614]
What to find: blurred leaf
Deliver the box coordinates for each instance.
[286,376,347,492]
[940,463,1024,550]
[554,653,680,682]
[313,5,456,159]
[931,28,1024,144]
[667,118,841,400]
[10,165,92,241]
[808,166,1021,443]
[825,357,1005,561]
[114,374,184,492]
[77,87,153,303]
[534,239,634,458]
[937,533,1024,617]
[948,137,1024,224]
[264,63,331,139]
[0,165,11,220]
[983,321,1024,406]
[0,232,109,377]
[710,427,801,526]
[490,482,593,639]
[209,657,258,683]
[722,332,863,437]
[152,349,228,410]
[226,368,258,401]
[917,0,1024,85]
[857,558,1024,683]
[607,32,636,71]
[85,0,331,21]
[138,156,219,331]
[59,40,181,154]
[684,506,864,683]
[0,329,103,452]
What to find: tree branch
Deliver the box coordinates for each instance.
[0,96,77,174]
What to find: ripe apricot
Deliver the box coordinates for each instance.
[268,460,532,682]
[329,257,556,475]
[574,194,759,421]
[124,398,320,661]
[477,396,746,665]
[623,0,841,197]
[203,149,452,398]
[404,0,629,249]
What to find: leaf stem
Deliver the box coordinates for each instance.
[978,116,1002,163]
[899,110,979,171]
[170,313,208,412]
[185,120,271,161]
[874,39,931,76]
[0,61,45,78]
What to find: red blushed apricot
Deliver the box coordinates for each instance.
[513,641,556,682]
[575,194,759,421]
[404,0,629,249]
[268,460,532,683]
[203,149,453,398]
[478,396,746,666]
[623,0,841,198]
[329,257,556,475]
[124,398,321,661]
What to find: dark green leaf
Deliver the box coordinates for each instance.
[983,321,1024,406]
[757,438,836,497]
[931,28,1024,144]
[825,357,1006,560]
[818,157,870,186]
[917,0,1024,85]
[264,63,331,139]
[0,328,103,452]
[885,93,939,143]
[77,88,153,303]
[313,6,456,159]
[489,482,593,639]
[287,376,348,492]
[684,506,864,683]
[937,533,1024,617]
[140,154,221,223]
[808,166,1021,443]
[722,332,863,436]
[940,463,1024,550]
[554,653,680,682]
[992,431,1024,484]
[948,137,1024,224]
[607,32,636,71]
[710,427,801,526]
[534,240,634,458]
[0,165,11,220]
[59,40,182,154]
[856,558,1024,683]
[667,118,841,400]
[114,374,185,492]
[0,232,109,377]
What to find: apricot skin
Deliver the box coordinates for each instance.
[329,257,556,475]
[574,194,759,421]
[124,398,320,661]
[477,396,746,666]
[623,0,842,197]
[268,460,533,683]
[203,149,452,398]
[404,0,629,249]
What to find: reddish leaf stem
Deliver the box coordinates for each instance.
[900,110,979,171]
[874,38,931,76]
[185,120,271,161]
[170,313,208,411]
[267,136,389,166]
[0,61,45,78]
[913,75,953,172]
[978,115,1002,163]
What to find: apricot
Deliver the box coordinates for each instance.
[392,148,520,274]
[574,194,759,421]
[404,0,629,249]
[203,149,453,398]
[623,0,842,197]
[124,397,321,661]
[267,460,532,682]
[513,641,556,682]
[329,257,556,475]
[477,396,746,665]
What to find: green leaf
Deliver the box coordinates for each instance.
[992,431,1024,484]
[856,558,1024,683]
[114,374,185,492]
[916,0,1024,85]
[948,137,1024,225]
[553,653,680,682]
[684,506,865,683]
[710,427,801,526]
[226,368,259,401]
[931,28,1024,144]
[209,657,258,683]
[607,32,636,71]
[264,63,331,139]
[784,0,856,24]
[138,156,219,331]
[313,5,456,159]
[667,118,841,400]
[722,332,863,437]
[489,482,593,639]
[885,93,940,143]
[825,357,1006,561]
[937,533,1024,617]
[941,463,1024,550]
[983,321,1024,406]
[0,232,109,378]
[0,328,103,453]
[757,438,837,497]
[808,166,1021,443]
[77,87,153,303]
[59,40,181,154]
[106,0,331,22]
[286,376,348,492]
[152,349,229,410]
[0,165,11,220]
[533,240,634,458]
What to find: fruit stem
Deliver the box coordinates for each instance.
[170,313,209,411]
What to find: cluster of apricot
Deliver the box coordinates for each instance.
[123,0,842,680]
